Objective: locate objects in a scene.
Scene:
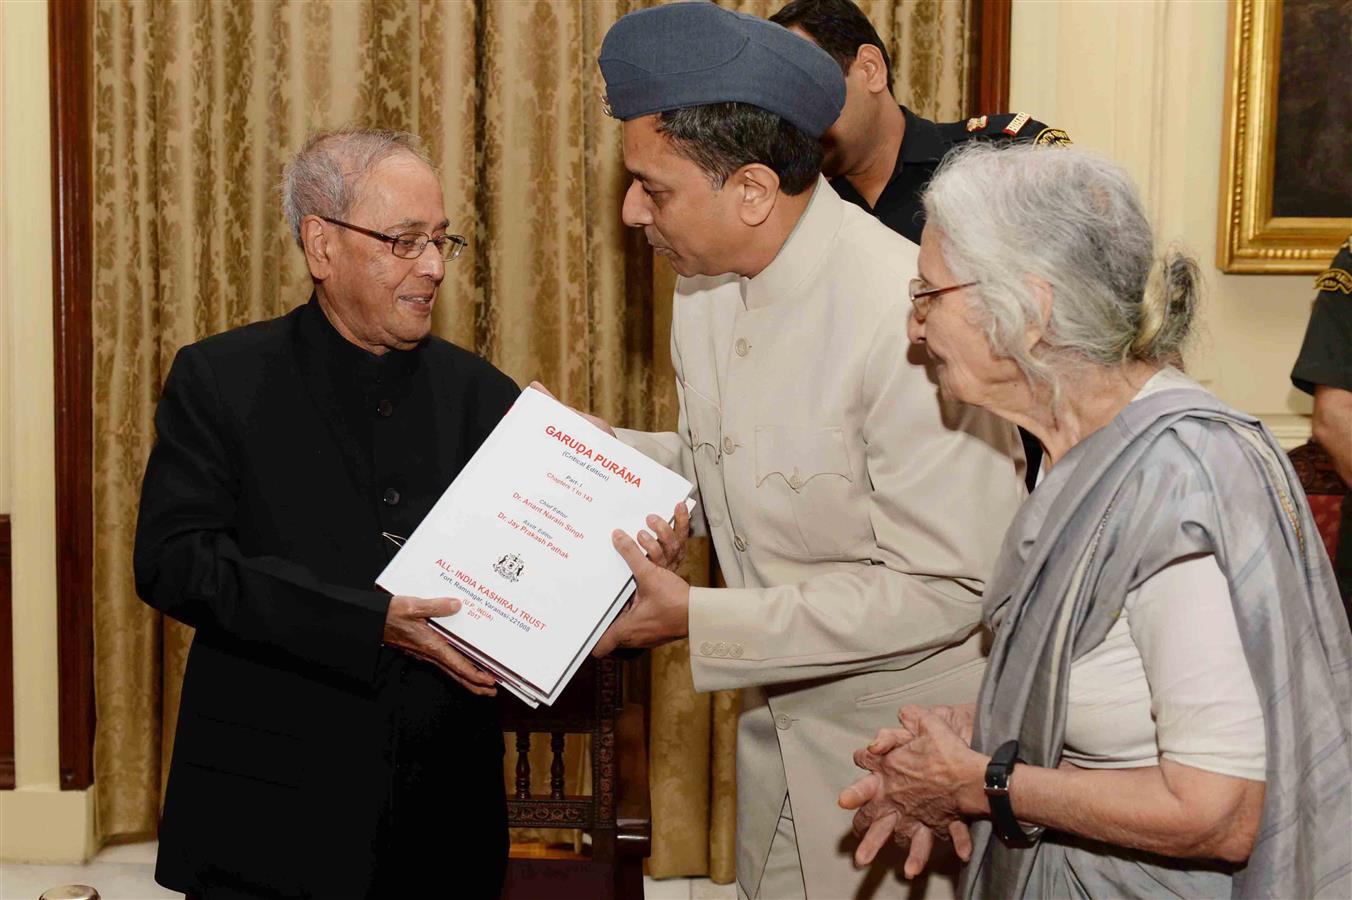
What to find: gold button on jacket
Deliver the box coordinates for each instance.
[618,180,1024,899]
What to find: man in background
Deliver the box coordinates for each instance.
[136,128,515,899]
[771,0,1066,486]
[1291,234,1352,607]
[589,5,1025,898]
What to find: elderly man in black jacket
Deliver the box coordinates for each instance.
[135,128,515,899]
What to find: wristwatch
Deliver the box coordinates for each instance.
[984,740,1045,847]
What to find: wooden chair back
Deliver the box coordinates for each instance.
[499,656,650,900]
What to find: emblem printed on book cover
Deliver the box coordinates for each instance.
[493,552,526,583]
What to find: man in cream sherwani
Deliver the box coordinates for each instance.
[588,5,1025,898]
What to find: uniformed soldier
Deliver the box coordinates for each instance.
[771,0,1069,244]
[589,4,1025,899]
[771,0,1068,487]
[1291,235,1352,606]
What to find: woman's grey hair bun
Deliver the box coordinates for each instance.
[1132,247,1200,364]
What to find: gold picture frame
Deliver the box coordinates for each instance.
[1217,0,1350,273]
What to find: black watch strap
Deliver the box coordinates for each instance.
[984,739,1044,847]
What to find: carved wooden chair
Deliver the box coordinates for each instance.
[1288,439,1350,617]
[1289,441,1346,560]
[499,655,650,900]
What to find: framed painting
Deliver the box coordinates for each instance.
[1217,0,1351,274]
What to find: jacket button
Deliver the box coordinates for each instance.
[382,488,401,506]
[714,642,729,657]
[699,641,714,656]
[729,643,743,659]
[734,338,750,357]
[722,436,736,455]
[377,399,394,417]
[734,534,748,552]
[789,473,804,490]
[708,512,724,528]
[774,713,792,730]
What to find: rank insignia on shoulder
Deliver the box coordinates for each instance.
[1034,127,1073,146]
[966,115,988,132]
[1314,267,1352,295]
[1003,112,1031,136]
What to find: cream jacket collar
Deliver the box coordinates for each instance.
[739,176,843,311]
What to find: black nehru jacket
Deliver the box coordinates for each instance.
[135,297,518,899]
[834,106,1067,489]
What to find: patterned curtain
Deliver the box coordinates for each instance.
[91,0,972,882]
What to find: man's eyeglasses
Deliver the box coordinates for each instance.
[320,216,467,261]
[908,278,978,322]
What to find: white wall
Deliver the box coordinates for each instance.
[0,0,97,863]
[1010,0,1315,445]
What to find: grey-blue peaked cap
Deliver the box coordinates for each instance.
[598,1,846,139]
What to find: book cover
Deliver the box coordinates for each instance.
[377,388,693,705]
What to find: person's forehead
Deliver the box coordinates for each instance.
[622,116,686,173]
[363,153,437,190]
[622,116,661,153]
[916,227,946,275]
[355,155,444,218]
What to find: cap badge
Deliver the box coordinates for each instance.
[965,115,987,132]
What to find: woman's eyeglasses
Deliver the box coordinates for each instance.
[908,278,978,322]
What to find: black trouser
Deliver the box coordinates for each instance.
[366,660,509,900]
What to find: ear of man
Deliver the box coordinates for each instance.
[302,215,333,279]
[853,43,890,95]
[733,163,780,227]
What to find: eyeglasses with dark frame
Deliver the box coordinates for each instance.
[320,215,468,262]
[907,278,979,322]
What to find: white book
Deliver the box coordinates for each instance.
[376,388,693,706]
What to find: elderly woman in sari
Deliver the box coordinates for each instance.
[839,144,1352,898]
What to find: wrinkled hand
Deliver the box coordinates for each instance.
[840,769,974,875]
[383,595,498,696]
[528,381,616,437]
[940,704,976,744]
[853,706,989,834]
[867,704,976,756]
[839,704,986,873]
[635,503,691,573]
[592,529,691,656]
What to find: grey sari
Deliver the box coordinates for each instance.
[961,388,1352,899]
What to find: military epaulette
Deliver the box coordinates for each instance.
[1315,240,1352,295]
[1315,267,1352,295]
[939,112,1069,146]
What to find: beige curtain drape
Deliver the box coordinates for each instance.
[91,0,972,882]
